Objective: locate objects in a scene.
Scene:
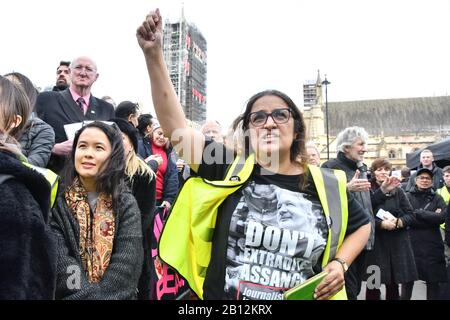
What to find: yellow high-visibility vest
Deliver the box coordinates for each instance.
[159,155,349,300]
[22,162,59,208]
[437,186,449,230]
[437,186,450,205]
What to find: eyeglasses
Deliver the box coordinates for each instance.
[248,108,292,127]
[417,176,432,181]
[73,65,97,74]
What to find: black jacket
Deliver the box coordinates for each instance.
[127,173,156,300]
[365,186,418,284]
[35,89,114,173]
[406,187,447,282]
[321,151,375,249]
[0,151,57,299]
[50,190,143,299]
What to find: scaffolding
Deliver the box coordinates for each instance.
[163,9,207,124]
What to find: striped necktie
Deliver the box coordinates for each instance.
[76,97,85,115]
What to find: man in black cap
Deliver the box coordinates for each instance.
[403,166,447,300]
[406,149,444,192]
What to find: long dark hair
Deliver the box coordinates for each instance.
[0,75,30,139]
[63,121,126,209]
[4,72,40,139]
[241,90,306,161]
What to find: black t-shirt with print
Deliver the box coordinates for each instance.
[197,141,369,300]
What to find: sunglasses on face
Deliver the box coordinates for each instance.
[248,108,292,127]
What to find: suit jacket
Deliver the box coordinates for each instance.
[36,89,114,173]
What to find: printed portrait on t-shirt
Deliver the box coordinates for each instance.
[224,181,328,300]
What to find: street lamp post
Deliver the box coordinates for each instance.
[322,76,331,160]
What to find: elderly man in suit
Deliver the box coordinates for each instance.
[36,56,114,173]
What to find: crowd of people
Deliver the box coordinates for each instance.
[0,8,448,300]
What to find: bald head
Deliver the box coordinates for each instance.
[201,120,223,143]
[71,56,98,71]
[70,56,99,94]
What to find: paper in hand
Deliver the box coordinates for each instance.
[64,122,84,141]
[376,208,396,221]
[64,121,114,141]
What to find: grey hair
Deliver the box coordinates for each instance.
[305,141,320,154]
[200,119,222,134]
[336,126,369,153]
[70,56,98,72]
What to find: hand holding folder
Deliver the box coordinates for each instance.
[283,271,328,300]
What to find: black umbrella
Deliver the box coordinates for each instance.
[406,137,450,169]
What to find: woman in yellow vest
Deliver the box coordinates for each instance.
[136,9,371,300]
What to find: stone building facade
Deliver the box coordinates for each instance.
[303,73,450,169]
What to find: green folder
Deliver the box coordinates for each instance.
[283,271,328,300]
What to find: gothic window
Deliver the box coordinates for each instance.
[388,150,396,159]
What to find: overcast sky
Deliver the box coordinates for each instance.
[1,0,449,129]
